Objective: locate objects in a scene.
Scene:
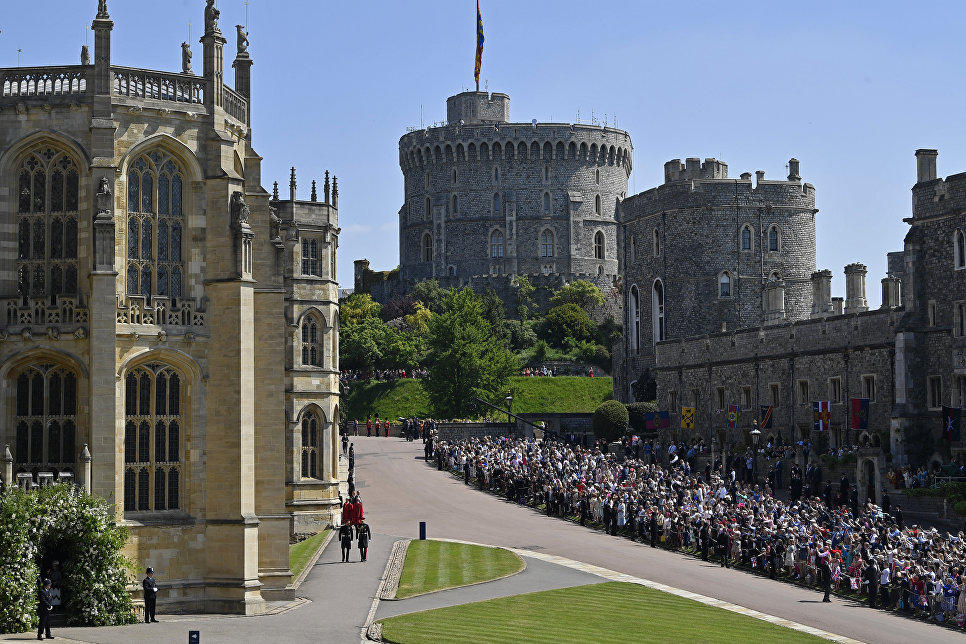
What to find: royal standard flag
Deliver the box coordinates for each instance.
[759,405,774,430]
[850,398,870,430]
[813,401,831,431]
[681,407,695,429]
[656,411,670,429]
[474,1,484,89]
[727,404,739,429]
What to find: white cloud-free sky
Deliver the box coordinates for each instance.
[6,0,965,306]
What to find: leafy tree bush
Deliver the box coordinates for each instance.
[505,320,537,352]
[425,288,518,418]
[0,485,136,633]
[550,280,605,310]
[955,500,966,517]
[540,303,596,348]
[593,400,629,442]
[532,340,549,362]
[382,295,418,321]
[513,275,535,323]
[410,279,445,313]
[626,401,658,434]
[340,293,381,326]
[340,317,386,372]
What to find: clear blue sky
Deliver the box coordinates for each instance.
[4,0,964,306]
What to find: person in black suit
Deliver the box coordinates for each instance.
[37,578,53,640]
[142,567,159,623]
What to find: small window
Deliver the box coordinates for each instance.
[669,391,677,411]
[927,375,943,410]
[594,231,605,259]
[829,377,842,403]
[630,236,636,262]
[595,169,600,185]
[424,172,430,190]
[957,375,966,408]
[798,380,809,405]
[543,192,550,212]
[718,272,732,298]
[452,168,457,185]
[956,301,966,337]
[493,193,501,214]
[741,386,752,408]
[740,225,752,251]
[770,383,780,407]
[653,229,660,257]
[863,375,876,402]
[451,194,458,214]
[716,387,725,411]
[448,265,456,276]
[490,230,504,259]
[421,233,433,263]
[493,166,500,182]
[595,194,601,215]
[928,300,937,327]
[768,226,780,252]
[425,197,431,219]
[692,388,701,409]
[955,229,965,269]
[544,166,550,182]
[540,230,555,258]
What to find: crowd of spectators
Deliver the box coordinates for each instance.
[521,365,598,378]
[432,435,966,627]
[340,368,429,384]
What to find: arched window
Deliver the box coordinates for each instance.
[300,410,322,479]
[490,230,504,258]
[425,196,431,219]
[543,192,550,212]
[594,231,605,259]
[955,229,965,269]
[740,225,753,251]
[421,233,433,263]
[544,166,550,182]
[301,314,324,367]
[127,152,186,300]
[451,168,457,185]
[16,147,79,304]
[124,363,183,512]
[718,272,733,298]
[767,225,780,252]
[595,194,601,215]
[630,286,641,353]
[652,280,665,343]
[769,271,781,281]
[653,229,660,257]
[493,192,501,214]
[13,363,77,469]
[595,169,600,185]
[540,230,555,258]
[451,194,458,214]
[493,166,500,182]
[424,172,430,190]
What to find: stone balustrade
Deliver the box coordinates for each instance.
[2,296,89,328]
[112,65,205,105]
[0,65,89,99]
[116,295,206,328]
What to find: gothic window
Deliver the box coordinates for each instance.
[424,172,430,190]
[451,194,458,214]
[718,272,733,298]
[123,364,183,512]
[490,230,504,259]
[543,192,550,212]
[652,279,665,343]
[595,169,600,185]
[13,364,77,469]
[127,152,186,300]
[544,166,550,182]
[301,314,324,367]
[594,231,605,260]
[540,229,555,258]
[493,166,500,183]
[595,194,601,215]
[16,148,79,304]
[767,225,780,252]
[451,168,457,185]
[301,238,323,277]
[421,233,433,263]
[740,225,753,251]
[629,285,640,353]
[425,196,431,220]
[955,229,965,269]
[300,411,322,479]
[493,192,501,214]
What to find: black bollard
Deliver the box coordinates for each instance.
[419,521,427,540]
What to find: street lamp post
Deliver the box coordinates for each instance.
[505,394,513,425]
[750,421,761,486]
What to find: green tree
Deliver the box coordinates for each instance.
[593,400,629,442]
[514,275,536,322]
[383,327,424,370]
[340,317,386,372]
[425,288,518,418]
[541,303,596,348]
[340,293,382,326]
[550,280,605,310]
[411,279,446,313]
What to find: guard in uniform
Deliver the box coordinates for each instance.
[339,523,354,562]
[36,578,53,640]
[357,519,372,562]
[142,567,159,622]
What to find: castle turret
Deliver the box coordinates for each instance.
[446,91,510,125]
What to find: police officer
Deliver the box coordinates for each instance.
[142,567,159,623]
[37,578,53,640]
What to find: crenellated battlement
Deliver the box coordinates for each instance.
[911,148,966,220]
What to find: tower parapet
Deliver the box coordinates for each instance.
[447,91,510,125]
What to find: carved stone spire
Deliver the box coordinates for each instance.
[332,176,339,209]
[324,171,331,204]
[311,180,317,202]
[272,181,279,201]
[289,167,297,201]
[81,45,90,66]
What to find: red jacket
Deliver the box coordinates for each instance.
[352,500,364,524]
[341,501,355,525]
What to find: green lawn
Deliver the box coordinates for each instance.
[289,529,329,579]
[344,376,612,421]
[381,581,827,643]
[395,540,525,599]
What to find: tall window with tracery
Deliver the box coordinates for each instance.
[127,152,185,300]
[490,230,504,258]
[301,239,322,276]
[301,315,324,366]
[16,148,79,304]
[124,364,182,512]
[301,411,322,479]
[14,364,77,470]
[540,230,555,258]
[421,233,433,263]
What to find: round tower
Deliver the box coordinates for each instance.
[397,91,632,297]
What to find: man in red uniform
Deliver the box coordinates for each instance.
[350,492,365,536]
[341,496,356,530]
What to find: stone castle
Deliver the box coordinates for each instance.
[356,85,965,490]
[0,1,340,614]
[356,90,632,307]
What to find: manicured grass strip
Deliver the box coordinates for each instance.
[395,540,525,599]
[381,581,828,643]
[289,529,330,579]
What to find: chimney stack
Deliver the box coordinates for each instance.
[844,263,869,314]
[787,158,800,181]
[881,276,901,309]
[915,149,938,184]
[810,269,833,317]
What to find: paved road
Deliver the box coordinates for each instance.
[353,437,962,644]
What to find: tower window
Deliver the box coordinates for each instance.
[653,229,660,257]
[718,272,732,298]
[493,193,501,214]
[768,225,780,252]
[595,194,601,215]
[543,192,550,212]
[490,230,504,259]
[740,225,752,251]
[301,315,324,367]
[594,231,605,260]
[955,229,965,269]
[451,194,458,214]
[421,233,433,263]
[540,229,555,258]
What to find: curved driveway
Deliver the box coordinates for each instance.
[354,437,961,644]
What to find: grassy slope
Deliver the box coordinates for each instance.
[395,540,525,599]
[345,376,612,421]
[289,530,330,579]
[380,581,826,644]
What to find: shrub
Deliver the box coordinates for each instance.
[593,400,629,442]
[540,303,595,348]
[532,340,549,362]
[955,501,966,516]
[505,320,537,352]
[626,401,658,433]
